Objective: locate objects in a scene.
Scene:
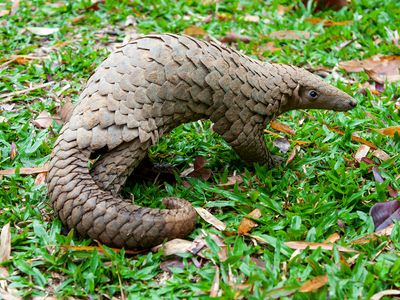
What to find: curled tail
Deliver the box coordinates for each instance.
[47,125,197,249]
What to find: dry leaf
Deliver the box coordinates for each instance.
[9,142,17,160]
[339,55,400,83]
[258,41,281,53]
[375,126,400,137]
[210,267,220,297]
[0,165,48,176]
[217,175,243,187]
[329,127,378,149]
[285,241,358,253]
[304,0,348,11]
[354,145,370,163]
[268,30,311,40]
[286,144,300,166]
[372,149,391,161]
[0,10,9,17]
[194,207,226,231]
[0,224,11,262]
[324,232,340,244]
[270,120,295,136]
[153,239,193,256]
[370,289,400,300]
[273,138,291,153]
[209,234,228,262]
[10,0,19,15]
[216,13,232,21]
[32,111,53,129]
[243,15,260,23]
[370,200,400,231]
[351,224,394,245]
[220,32,252,44]
[69,15,86,24]
[299,275,328,292]
[160,258,185,273]
[183,156,212,180]
[238,208,262,235]
[34,172,47,186]
[305,17,352,26]
[27,27,59,36]
[277,5,289,16]
[183,25,207,37]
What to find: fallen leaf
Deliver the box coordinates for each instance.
[183,156,212,180]
[243,15,260,23]
[372,149,391,161]
[217,175,243,187]
[258,41,282,53]
[354,145,370,163]
[286,145,300,166]
[220,32,252,44]
[277,5,289,16]
[0,10,9,17]
[153,239,193,256]
[351,224,394,244]
[10,0,19,16]
[268,30,311,40]
[215,13,232,21]
[370,289,400,300]
[375,126,400,137]
[273,137,291,153]
[9,142,17,160]
[32,111,53,129]
[238,208,262,235]
[0,165,48,176]
[329,127,378,149]
[339,55,400,83]
[270,120,295,136]
[285,241,358,253]
[370,200,400,231]
[305,17,352,26]
[160,258,185,272]
[210,267,220,297]
[209,234,228,262]
[183,25,207,37]
[34,172,47,186]
[372,166,384,183]
[27,27,59,36]
[324,232,340,244]
[0,224,11,262]
[299,274,328,292]
[69,15,86,24]
[194,207,226,231]
[265,286,297,298]
[84,0,105,11]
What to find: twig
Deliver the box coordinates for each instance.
[0,82,54,101]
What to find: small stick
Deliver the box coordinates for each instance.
[0,82,54,100]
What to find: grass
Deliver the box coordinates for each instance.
[0,0,399,298]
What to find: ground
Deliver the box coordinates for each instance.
[0,0,399,299]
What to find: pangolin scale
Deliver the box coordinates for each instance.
[47,34,356,249]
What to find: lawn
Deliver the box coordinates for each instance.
[0,0,399,299]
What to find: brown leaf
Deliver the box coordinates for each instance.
[370,200,400,231]
[153,239,193,256]
[160,258,185,273]
[215,13,233,21]
[194,207,226,231]
[304,0,348,11]
[217,175,244,187]
[329,127,378,149]
[268,30,311,40]
[372,166,384,183]
[270,120,295,136]
[299,275,328,293]
[375,126,400,137]
[0,224,11,262]
[183,25,207,38]
[339,55,400,83]
[10,0,19,16]
[69,15,86,24]
[9,142,17,160]
[324,232,340,244]
[285,241,358,253]
[209,233,228,262]
[354,145,370,163]
[277,5,289,16]
[220,32,252,44]
[258,41,282,53]
[210,267,220,297]
[184,156,212,180]
[370,289,400,300]
[238,208,262,235]
[351,224,394,245]
[0,165,48,175]
[273,137,291,153]
[305,17,352,26]
[0,10,10,17]
[32,111,53,129]
[286,145,300,166]
[243,15,260,23]
[372,149,391,161]
[34,172,47,186]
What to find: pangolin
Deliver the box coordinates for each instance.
[47,34,357,249]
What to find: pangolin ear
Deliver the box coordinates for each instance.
[293,84,301,101]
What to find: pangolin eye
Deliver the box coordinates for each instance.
[308,90,318,99]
